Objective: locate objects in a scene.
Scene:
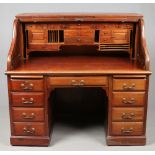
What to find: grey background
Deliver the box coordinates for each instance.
[0,3,155,150]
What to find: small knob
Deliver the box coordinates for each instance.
[20,83,25,87]
[77,38,81,42]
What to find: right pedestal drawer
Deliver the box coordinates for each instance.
[113,78,146,91]
[112,92,145,106]
[111,76,147,137]
[111,122,144,136]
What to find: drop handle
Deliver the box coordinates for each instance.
[122,98,135,104]
[121,112,135,120]
[23,127,35,135]
[22,112,35,119]
[20,82,34,90]
[21,97,34,104]
[121,128,133,134]
[71,80,78,86]
[122,83,135,90]
[79,80,85,86]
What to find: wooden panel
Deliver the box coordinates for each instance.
[112,92,145,106]
[100,30,111,36]
[112,29,130,44]
[113,79,146,91]
[11,92,44,107]
[100,37,111,43]
[112,39,129,44]
[13,122,46,136]
[28,44,59,51]
[64,29,79,44]
[98,23,134,29]
[28,28,47,44]
[11,79,44,91]
[112,107,144,121]
[47,76,108,86]
[80,29,94,44]
[12,108,44,122]
[111,122,144,136]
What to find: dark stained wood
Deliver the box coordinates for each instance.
[5,13,151,146]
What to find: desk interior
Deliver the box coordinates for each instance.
[13,52,145,74]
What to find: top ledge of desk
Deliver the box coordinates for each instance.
[15,13,143,22]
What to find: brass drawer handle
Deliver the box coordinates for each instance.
[21,97,34,104]
[121,127,133,134]
[122,83,135,90]
[71,80,85,86]
[22,112,35,119]
[121,112,135,120]
[122,98,135,104]
[23,127,35,135]
[21,82,34,91]
[79,80,85,86]
[71,80,78,86]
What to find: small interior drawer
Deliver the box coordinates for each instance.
[11,92,44,107]
[12,108,45,122]
[112,92,145,106]
[100,30,111,36]
[11,79,44,91]
[47,76,108,87]
[100,37,111,43]
[113,78,146,91]
[111,122,144,136]
[13,122,46,136]
[112,107,144,121]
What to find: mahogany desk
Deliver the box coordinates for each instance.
[5,13,151,146]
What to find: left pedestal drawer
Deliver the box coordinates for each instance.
[10,79,44,91]
[11,92,44,107]
[12,108,45,122]
[13,122,46,136]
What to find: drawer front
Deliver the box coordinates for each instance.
[112,92,145,106]
[112,33,128,40]
[11,79,44,91]
[112,108,144,121]
[113,79,146,91]
[100,30,111,36]
[111,122,144,136]
[48,76,108,86]
[100,36,111,43]
[12,108,44,122]
[112,39,129,44]
[13,122,46,136]
[11,92,44,107]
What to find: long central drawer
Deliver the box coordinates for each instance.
[47,76,108,86]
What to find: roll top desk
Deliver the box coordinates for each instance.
[5,13,151,146]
